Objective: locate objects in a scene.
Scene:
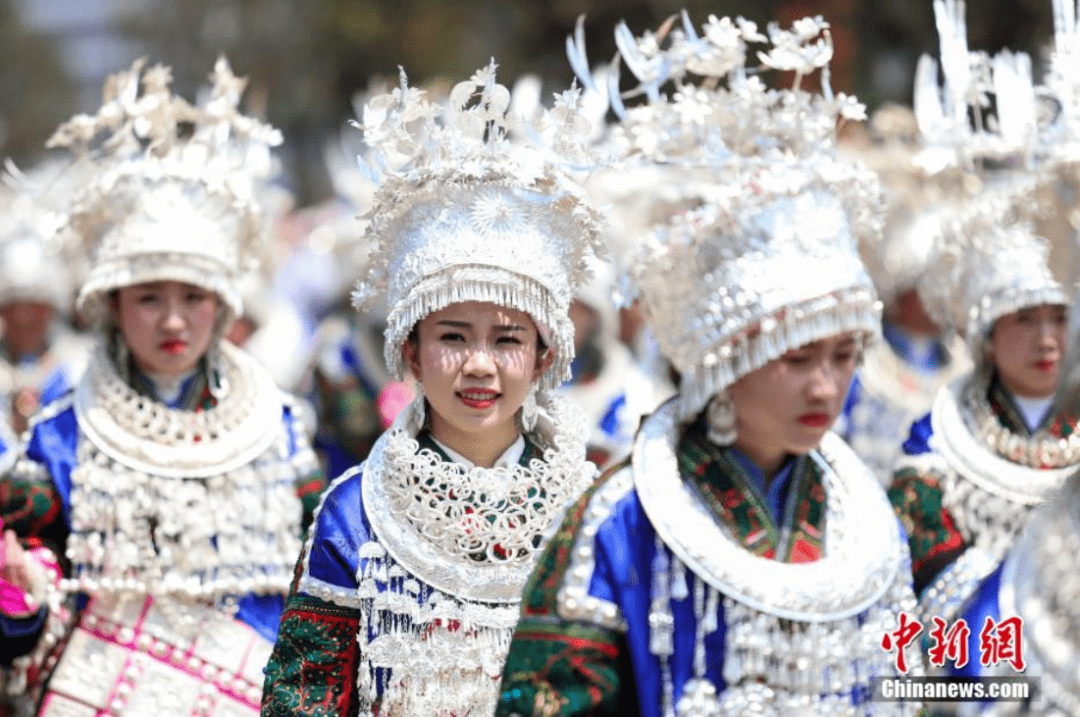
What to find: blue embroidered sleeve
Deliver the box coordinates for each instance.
[25,402,79,527]
[302,469,367,592]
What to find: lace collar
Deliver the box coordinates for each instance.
[361,391,595,603]
[75,340,284,477]
[633,400,903,621]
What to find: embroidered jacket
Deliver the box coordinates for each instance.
[261,433,552,716]
[0,343,323,715]
[497,403,922,717]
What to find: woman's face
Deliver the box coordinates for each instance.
[987,303,1067,398]
[0,300,55,357]
[728,332,860,467]
[112,281,220,378]
[405,301,549,446]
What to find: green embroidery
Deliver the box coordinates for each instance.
[888,468,964,586]
[261,595,362,717]
[677,418,826,561]
[498,619,623,717]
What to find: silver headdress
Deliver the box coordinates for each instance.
[845,105,983,310]
[919,183,1071,360]
[574,13,883,419]
[47,57,282,325]
[0,161,74,311]
[350,62,606,390]
[911,0,1077,359]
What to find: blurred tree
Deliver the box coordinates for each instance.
[0,0,77,165]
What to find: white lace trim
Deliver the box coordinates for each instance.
[361,390,595,603]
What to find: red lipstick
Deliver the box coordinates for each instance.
[160,339,187,355]
[798,413,831,428]
[458,388,499,410]
[1035,359,1056,372]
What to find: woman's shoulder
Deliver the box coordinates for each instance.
[22,392,79,463]
[547,459,646,560]
[297,465,371,600]
[316,464,366,517]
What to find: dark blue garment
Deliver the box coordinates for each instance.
[953,565,1003,679]
[0,607,48,664]
[236,593,286,644]
[902,413,934,456]
[303,468,367,590]
[587,485,728,717]
[725,446,797,527]
[24,399,79,527]
[599,395,627,442]
[882,323,950,374]
[39,365,75,408]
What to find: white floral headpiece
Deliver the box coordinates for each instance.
[572,12,883,419]
[349,62,606,390]
[47,57,282,325]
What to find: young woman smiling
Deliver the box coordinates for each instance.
[497,15,922,717]
[0,59,321,716]
[260,64,602,716]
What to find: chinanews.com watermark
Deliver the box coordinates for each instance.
[871,676,1038,703]
[875,611,1039,703]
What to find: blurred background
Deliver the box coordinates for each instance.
[0,0,1060,205]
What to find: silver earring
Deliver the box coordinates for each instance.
[519,385,540,433]
[705,391,737,446]
[405,389,427,435]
